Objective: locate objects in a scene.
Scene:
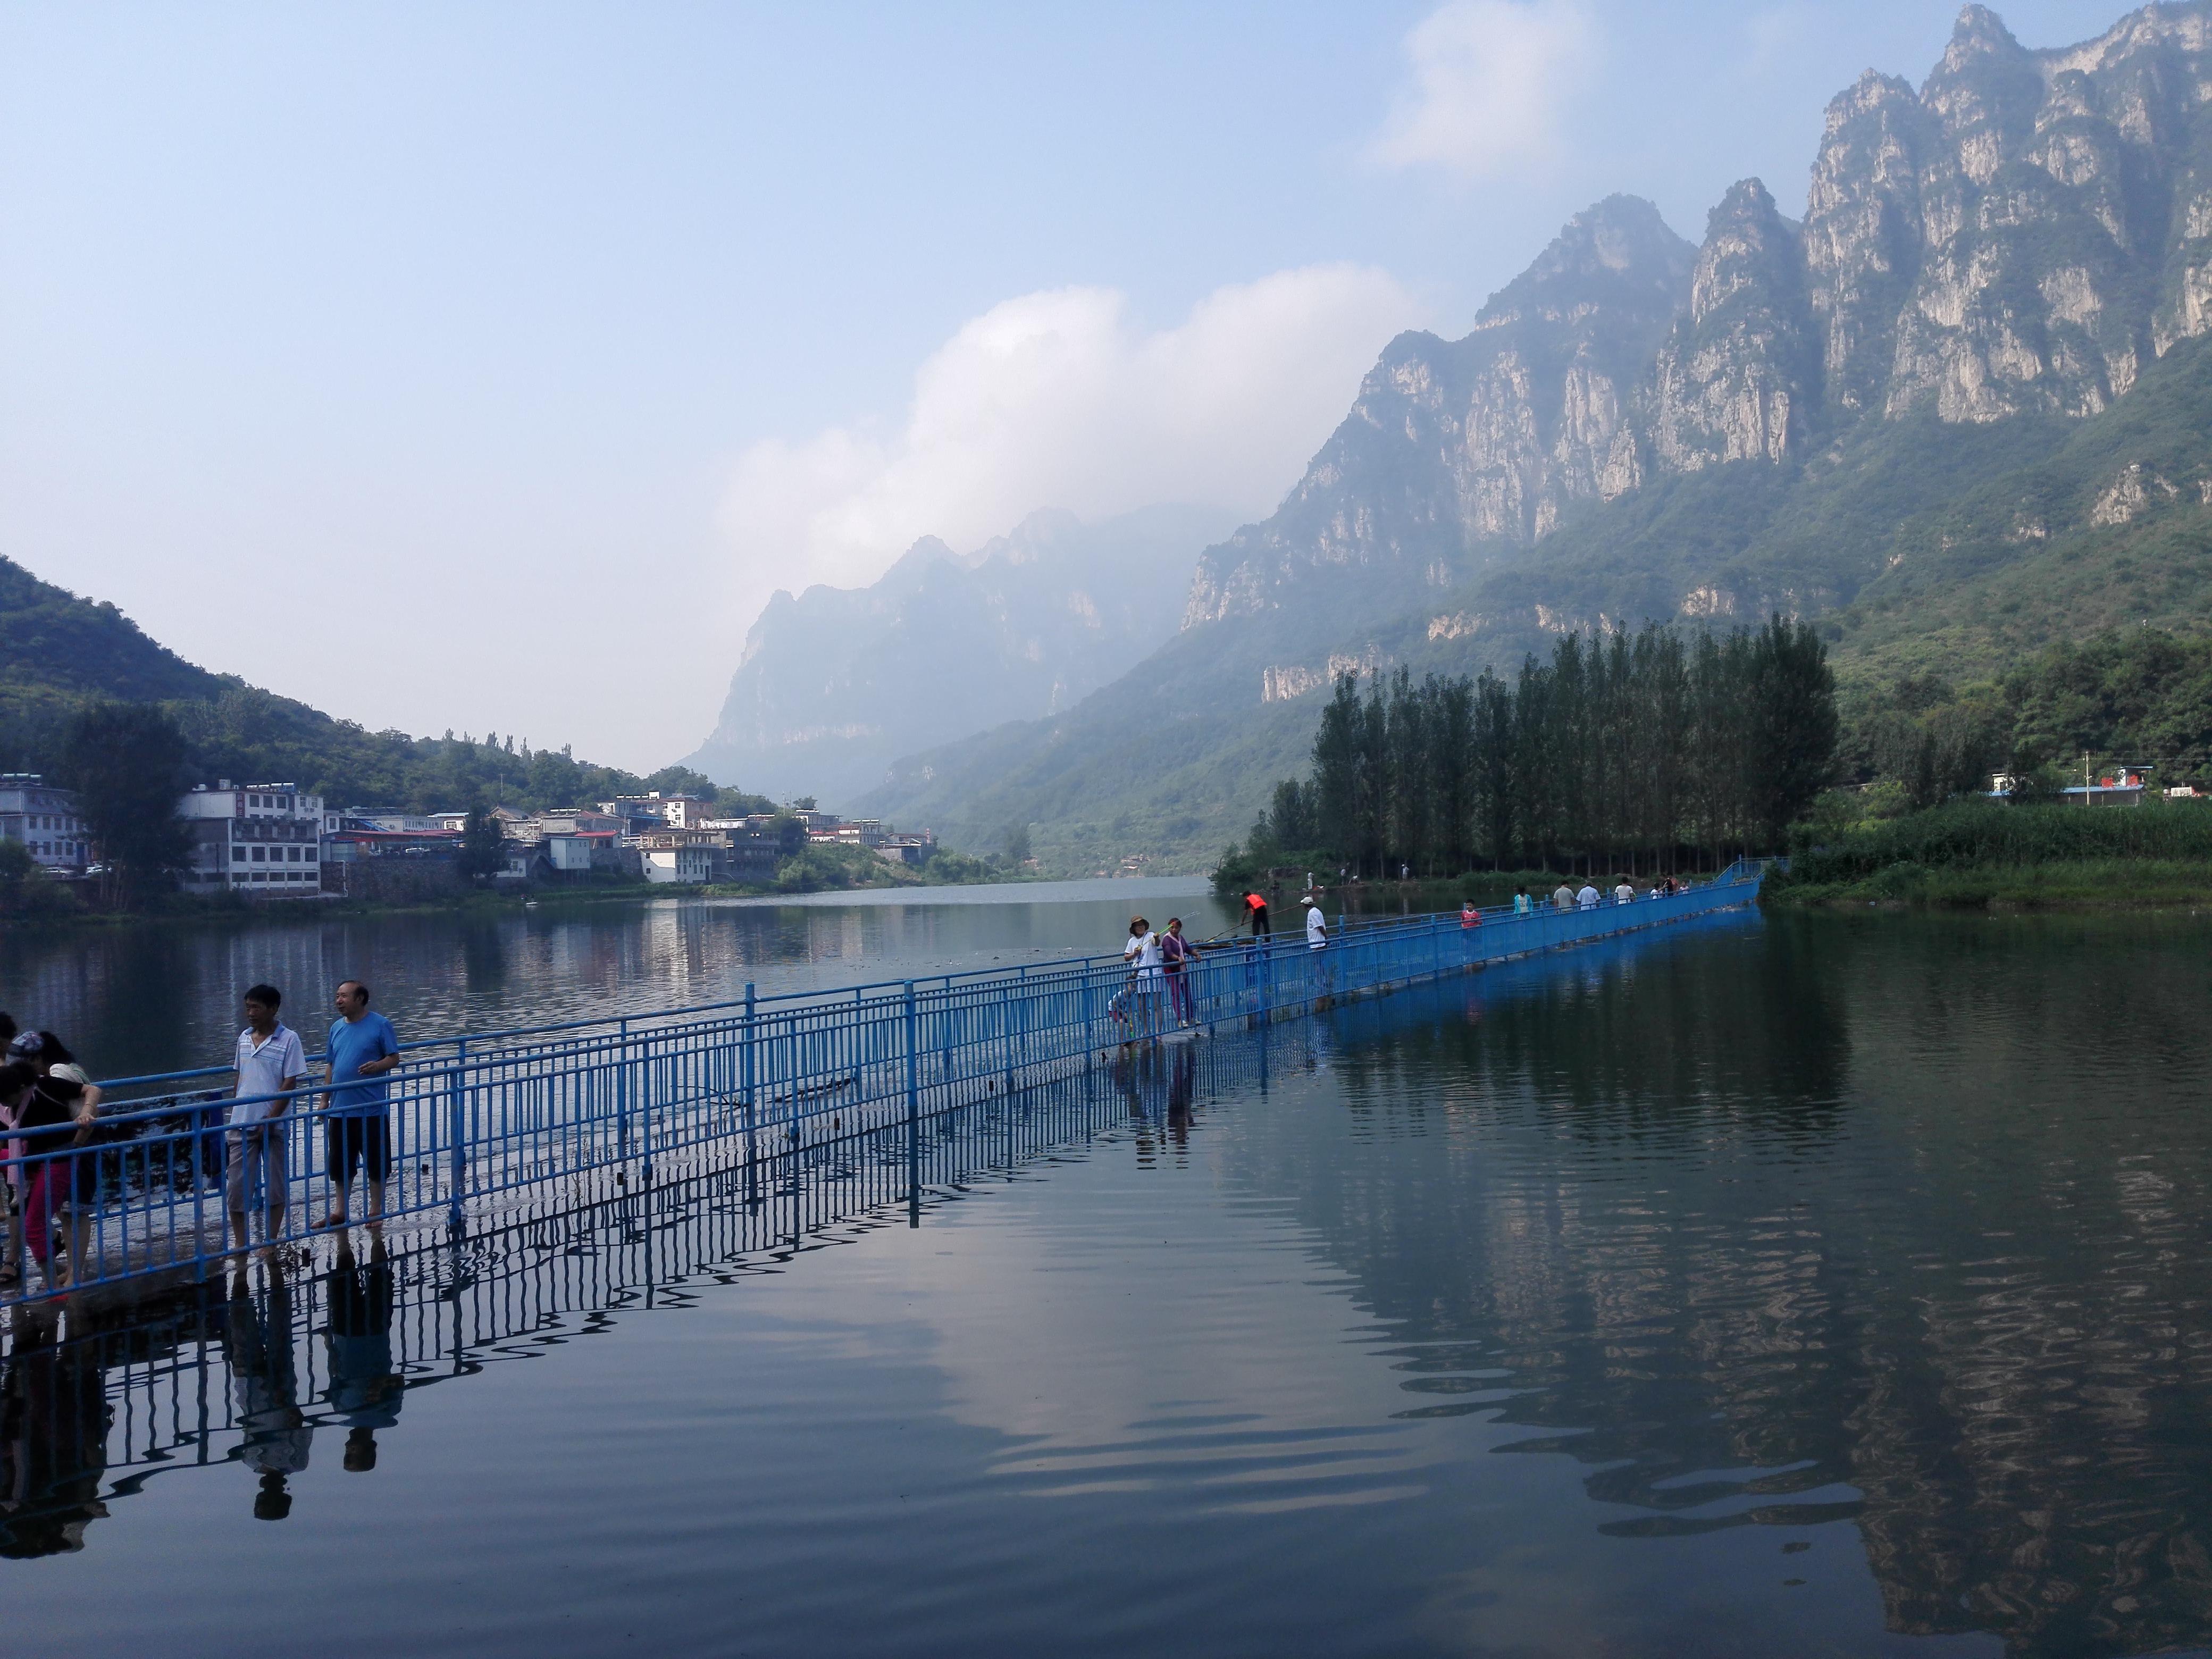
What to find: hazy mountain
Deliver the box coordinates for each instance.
[682,504,1235,806]
[862,3,2212,874]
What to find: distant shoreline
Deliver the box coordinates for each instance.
[1,862,1068,932]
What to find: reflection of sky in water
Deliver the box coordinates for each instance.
[1,877,1233,1080]
[9,912,2212,1655]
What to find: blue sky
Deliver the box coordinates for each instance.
[0,1,2137,772]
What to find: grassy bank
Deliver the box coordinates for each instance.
[1771,801,2212,907]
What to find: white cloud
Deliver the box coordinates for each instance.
[719,264,1420,621]
[1367,0,1595,179]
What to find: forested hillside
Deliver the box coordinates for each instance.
[0,555,740,811]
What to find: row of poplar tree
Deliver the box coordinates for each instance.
[1249,617,1839,878]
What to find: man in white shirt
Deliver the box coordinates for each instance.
[1613,878,1635,905]
[1304,898,1328,950]
[1576,882,1600,910]
[229,984,306,1253]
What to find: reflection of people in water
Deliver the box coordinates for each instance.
[225,1262,309,1519]
[0,1309,113,1556]
[325,1233,403,1473]
[1166,1045,1195,1151]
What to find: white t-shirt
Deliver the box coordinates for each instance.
[1576,884,1599,909]
[1124,930,1162,977]
[1614,883,1635,904]
[232,1024,307,1125]
[1305,905,1327,948]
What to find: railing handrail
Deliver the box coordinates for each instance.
[79,865,1763,1097]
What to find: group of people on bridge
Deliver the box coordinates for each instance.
[0,978,409,1300]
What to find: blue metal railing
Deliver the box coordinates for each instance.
[0,862,1766,1308]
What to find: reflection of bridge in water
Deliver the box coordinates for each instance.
[0,1015,1315,1557]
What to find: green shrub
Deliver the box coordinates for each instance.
[1779,799,2212,887]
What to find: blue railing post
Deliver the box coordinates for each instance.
[904,979,920,1223]
[640,1032,654,1180]
[616,1017,631,1163]
[742,983,757,1208]
[447,1038,467,1231]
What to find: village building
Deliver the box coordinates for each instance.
[0,774,91,872]
[177,781,328,898]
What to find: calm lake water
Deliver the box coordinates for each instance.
[9,894,2212,1658]
[0,876,1236,1078]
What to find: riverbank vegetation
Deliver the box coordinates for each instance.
[1771,799,2212,907]
[706,840,1018,896]
[1213,618,1837,894]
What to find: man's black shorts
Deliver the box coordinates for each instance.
[325,1115,391,1184]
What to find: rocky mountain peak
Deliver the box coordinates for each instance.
[1923,4,2044,174]
[1806,71,1933,413]
[1945,3,2027,62]
[1476,195,1693,330]
[1182,4,2212,628]
[1649,179,1818,470]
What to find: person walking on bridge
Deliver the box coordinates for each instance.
[1552,881,1575,911]
[1576,881,1600,910]
[321,981,401,1232]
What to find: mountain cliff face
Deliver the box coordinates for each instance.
[1648,179,1820,471]
[1182,197,1695,632]
[1188,2,2212,648]
[684,505,1233,803]
[857,3,2212,874]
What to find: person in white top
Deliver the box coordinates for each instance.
[1576,882,1600,910]
[229,984,306,1253]
[1117,917,1163,1036]
[1304,898,1328,949]
[1613,879,1635,905]
[1123,917,1162,978]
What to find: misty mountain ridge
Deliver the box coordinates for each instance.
[850,2,2212,874]
[683,504,1236,805]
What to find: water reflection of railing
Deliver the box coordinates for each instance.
[4,867,1765,1311]
[0,1016,1319,1556]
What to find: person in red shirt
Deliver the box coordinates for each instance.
[1243,891,1270,937]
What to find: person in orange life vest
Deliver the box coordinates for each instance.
[1243,891,1270,937]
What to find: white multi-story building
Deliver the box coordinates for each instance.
[177,782,328,898]
[0,775,90,870]
[599,792,715,832]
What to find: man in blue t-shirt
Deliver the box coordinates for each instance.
[321,981,401,1230]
